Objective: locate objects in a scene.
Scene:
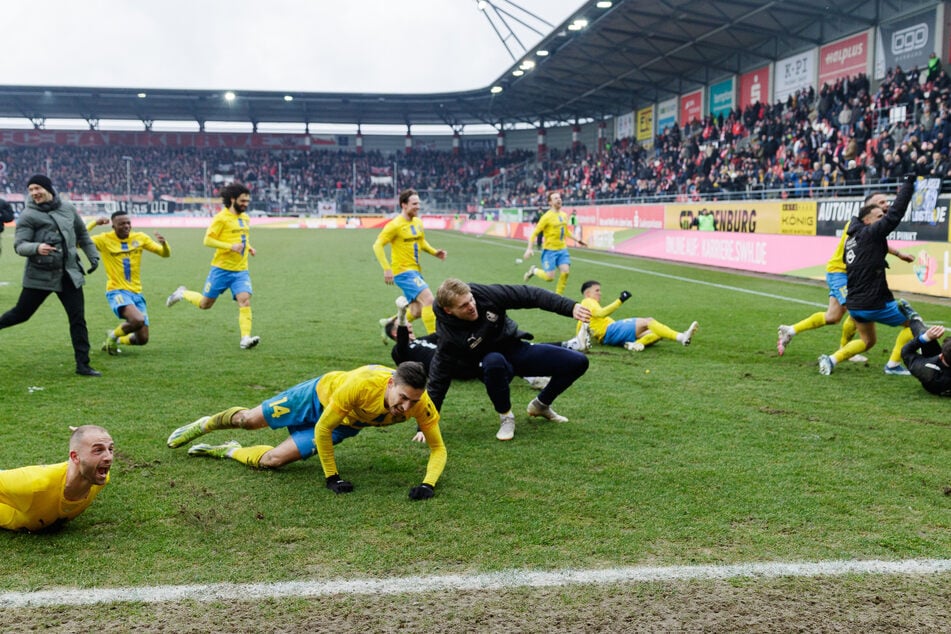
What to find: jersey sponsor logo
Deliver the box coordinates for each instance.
[485,311,499,322]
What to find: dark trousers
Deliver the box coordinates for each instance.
[0,278,91,366]
[481,341,589,413]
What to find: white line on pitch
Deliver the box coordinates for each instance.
[2,559,950,608]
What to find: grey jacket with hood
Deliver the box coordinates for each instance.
[13,196,98,292]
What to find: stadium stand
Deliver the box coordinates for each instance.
[2,66,950,211]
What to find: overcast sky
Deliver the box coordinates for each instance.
[1,0,583,94]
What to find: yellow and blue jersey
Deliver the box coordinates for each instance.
[826,220,850,274]
[314,365,444,485]
[531,209,571,251]
[206,208,252,271]
[92,230,169,293]
[372,215,437,275]
[579,296,623,342]
[0,462,109,532]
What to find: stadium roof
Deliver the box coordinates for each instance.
[0,0,939,131]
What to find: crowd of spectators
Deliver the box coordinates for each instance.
[1,62,950,212]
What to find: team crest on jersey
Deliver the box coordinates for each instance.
[486,311,499,322]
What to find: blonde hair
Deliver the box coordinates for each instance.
[436,278,471,309]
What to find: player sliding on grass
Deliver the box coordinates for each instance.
[577,280,698,352]
[1,425,113,532]
[166,361,445,500]
[86,211,171,355]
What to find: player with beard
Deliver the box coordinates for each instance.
[0,425,113,532]
[87,211,171,354]
[166,183,260,349]
[166,362,445,500]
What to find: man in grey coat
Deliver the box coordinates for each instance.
[0,175,101,376]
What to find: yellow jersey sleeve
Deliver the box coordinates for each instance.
[312,365,446,485]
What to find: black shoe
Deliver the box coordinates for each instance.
[897,298,927,337]
[76,364,102,377]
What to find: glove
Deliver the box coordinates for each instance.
[325,474,354,494]
[86,260,99,275]
[619,291,632,303]
[409,483,435,500]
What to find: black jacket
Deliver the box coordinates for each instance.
[843,174,915,310]
[901,336,951,397]
[427,284,577,410]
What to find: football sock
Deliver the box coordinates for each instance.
[204,407,248,431]
[239,306,253,338]
[534,268,554,282]
[635,332,661,347]
[117,334,134,346]
[182,289,203,307]
[229,445,273,468]
[792,311,827,334]
[889,327,913,365]
[832,339,867,364]
[112,325,125,338]
[839,315,857,347]
[555,272,569,295]
[421,304,436,334]
[648,319,680,341]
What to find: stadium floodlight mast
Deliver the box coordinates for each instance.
[475,0,555,62]
[121,155,132,212]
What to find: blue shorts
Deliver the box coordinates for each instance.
[394,270,429,302]
[849,301,907,327]
[106,290,149,325]
[203,267,253,300]
[826,272,848,306]
[260,376,364,459]
[541,248,571,273]
[602,319,639,346]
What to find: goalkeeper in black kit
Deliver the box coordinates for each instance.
[901,324,951,397]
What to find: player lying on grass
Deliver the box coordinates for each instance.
[1,425,113,532]
[167,361,444,500]
[576,280,698,352]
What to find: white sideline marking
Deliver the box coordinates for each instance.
[452,234,825,307]
[3,559,950,608]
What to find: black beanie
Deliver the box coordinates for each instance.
[27,174,55,196]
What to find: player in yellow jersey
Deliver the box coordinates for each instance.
[776,192,912,360]
[1,425,113,532]
[166,361,445,500]
[87,211,170,355]
[577,280,698,351]
[522,191,586,295]
[372,188,446,334]
[166,183,260,349]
